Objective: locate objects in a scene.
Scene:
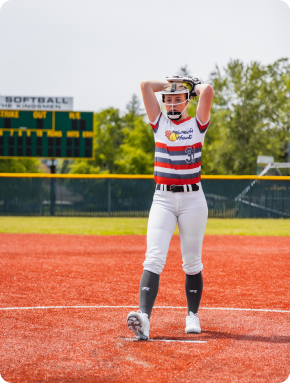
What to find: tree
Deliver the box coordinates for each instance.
[70,94,154,175]
[70,107,124,174]
[178,65,190,76]
[259,59,290,166]
[0,158,40,173]
[186,58,290,175]
[115,115,155,174]
[115,94,154,174]
[71,59,290,176]
[125,93,143,117]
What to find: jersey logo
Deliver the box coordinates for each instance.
[165,130,179,142]
[185,147,195,163]
[165,128,193,141]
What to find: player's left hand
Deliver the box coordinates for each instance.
[165,75,202,98]
[182,76,202,99]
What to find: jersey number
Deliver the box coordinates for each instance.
[185,147,195,164]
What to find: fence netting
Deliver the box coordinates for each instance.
[0,177,289,218]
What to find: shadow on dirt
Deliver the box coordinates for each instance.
[181,331,290,344]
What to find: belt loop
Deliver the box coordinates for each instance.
[183,185,187,192]
[189,184,192,192]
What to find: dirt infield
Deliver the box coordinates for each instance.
[1,234,290,382]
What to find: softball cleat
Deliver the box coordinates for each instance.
[185,311,201,334]
[127,310,150,340]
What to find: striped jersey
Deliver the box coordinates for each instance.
[150,112,210,185]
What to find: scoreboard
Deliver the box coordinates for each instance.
[0,110,94,159]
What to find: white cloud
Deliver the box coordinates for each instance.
[280,0,290,8]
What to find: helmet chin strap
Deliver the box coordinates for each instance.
[166,100,189,121]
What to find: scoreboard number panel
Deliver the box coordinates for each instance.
[0,110,94,159]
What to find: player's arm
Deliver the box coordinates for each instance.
[195,84,214,124]
[140,80,167,122]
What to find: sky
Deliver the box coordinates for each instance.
[0,0,289,113]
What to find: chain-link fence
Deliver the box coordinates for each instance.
[0,175,289,218]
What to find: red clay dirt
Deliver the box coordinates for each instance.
[0,234,289,383]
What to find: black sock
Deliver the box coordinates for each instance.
[185,272,203,315]
[139,270,160,319]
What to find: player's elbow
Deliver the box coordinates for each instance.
[204,84,214,97]
[140,80,152,91]
[202,85,214,101]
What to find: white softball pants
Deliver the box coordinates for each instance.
[143,184,208,275]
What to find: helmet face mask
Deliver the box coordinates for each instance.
[161,83,190,121]
[166,110,186,120]
[164,96,188,120]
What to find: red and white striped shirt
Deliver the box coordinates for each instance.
[150,113,209,185]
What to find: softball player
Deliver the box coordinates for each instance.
[127,75,214,340]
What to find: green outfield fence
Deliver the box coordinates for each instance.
[0,174,289,218]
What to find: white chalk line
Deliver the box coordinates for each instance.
[0,305,289,313]
[122,338,207,343]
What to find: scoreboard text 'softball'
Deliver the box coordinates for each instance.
[0,110,94,159]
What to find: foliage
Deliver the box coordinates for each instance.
[2,59,289,176]
[69,161,102,174]
[70,107,123,174]
[70,58,290,176]
[178,65,190,76]
[188,58,290,175]
[115,95,154,174]
[0,158,40,173]
[70,94,155,175]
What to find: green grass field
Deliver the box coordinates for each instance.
[0,217,289,236]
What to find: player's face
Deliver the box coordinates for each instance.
[164,94,189,116]
[164,94,188,111]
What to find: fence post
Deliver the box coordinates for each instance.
[108,179,111,217]
[50,160,56,216]
[39,178,43,216]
